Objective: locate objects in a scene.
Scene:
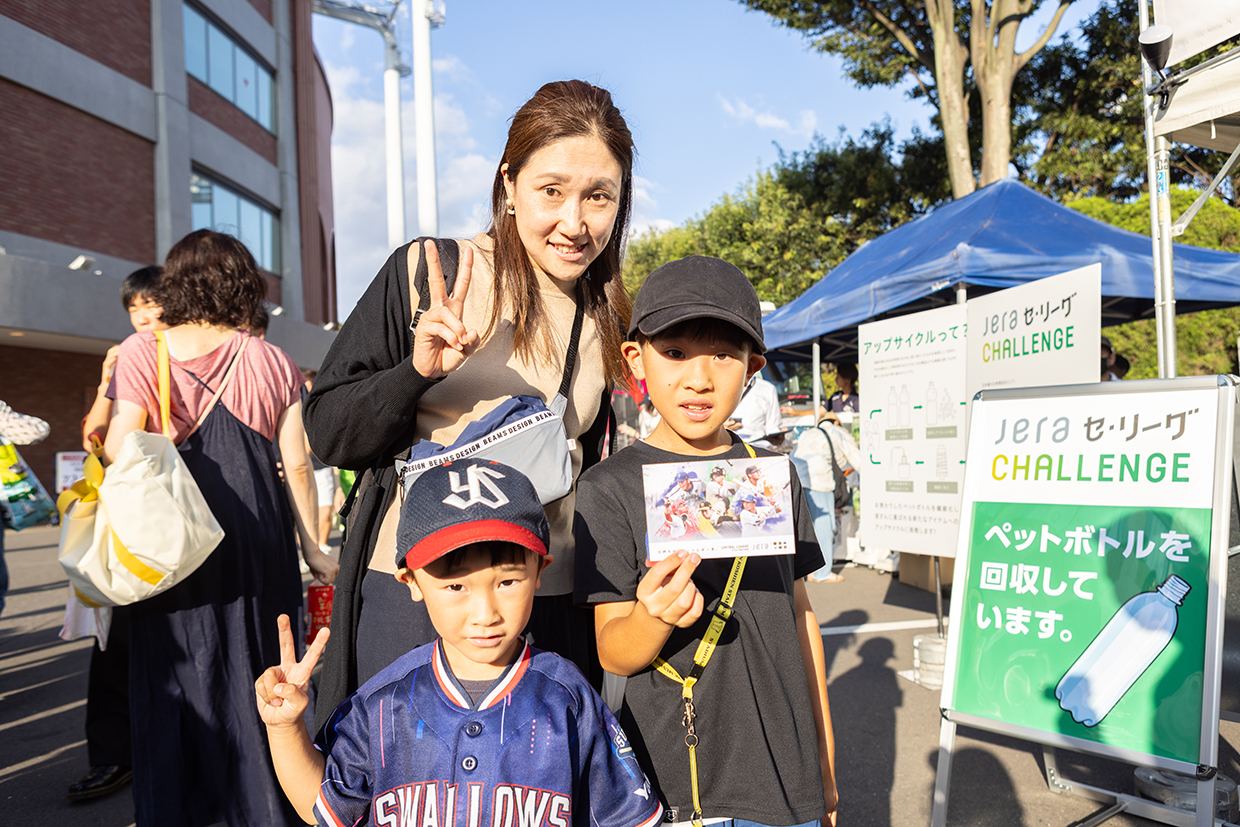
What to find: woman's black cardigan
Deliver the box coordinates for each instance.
[303,241,612,732]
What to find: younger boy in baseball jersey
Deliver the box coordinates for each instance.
[256,459,662,827]
[574,256,839,827]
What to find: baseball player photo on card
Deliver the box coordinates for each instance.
[642,455,795,561]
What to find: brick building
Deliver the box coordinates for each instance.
[0,0,338,488]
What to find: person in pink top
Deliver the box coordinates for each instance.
[104,229,338,827]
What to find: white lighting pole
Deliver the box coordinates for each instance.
[382,33,407,250]
[311,0,409,250]
[412,1,444,237]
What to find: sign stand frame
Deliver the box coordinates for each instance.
[931,376,1238,827]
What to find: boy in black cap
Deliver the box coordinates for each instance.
[255,459,661,827]
[574,255,839,826]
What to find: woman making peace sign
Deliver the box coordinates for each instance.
[305,80,634,728]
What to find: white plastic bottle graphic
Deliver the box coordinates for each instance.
[1055,575,1190,727]
[899,385,911,427]
[888,387,898,426]
[925,382,938,426]
[898,450,911,479]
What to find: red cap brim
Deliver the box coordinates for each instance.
[402,519,548,570]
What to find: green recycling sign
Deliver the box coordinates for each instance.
[943,383,1224,767]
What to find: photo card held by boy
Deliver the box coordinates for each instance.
[642,454,794,561]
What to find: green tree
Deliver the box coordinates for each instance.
[624,171,845,304]
[1069,188,1240,378]
[1018,0,1235,204]
[739,0,1074,198]
[623,124,948,301]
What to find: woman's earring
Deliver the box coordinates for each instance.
[506,199,516,216]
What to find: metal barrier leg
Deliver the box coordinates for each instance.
[931,716,956,827]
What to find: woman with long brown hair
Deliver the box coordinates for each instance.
[105,229,336,825]
[306,79,635,728]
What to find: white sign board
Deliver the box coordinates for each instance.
[54,451,88,493]
[859,304,967,557]
[966,264,1101,404]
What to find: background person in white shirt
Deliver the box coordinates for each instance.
[729,373,784,449]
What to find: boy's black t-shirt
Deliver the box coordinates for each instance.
[574,437,827,825]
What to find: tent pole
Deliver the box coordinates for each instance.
[1156,135,1179,378]
[1139,0,1168,377]
[812,342,822,418]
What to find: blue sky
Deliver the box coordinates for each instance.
[313,0,1097,316]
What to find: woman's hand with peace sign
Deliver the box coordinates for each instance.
[412,239,480,379]
[255,614,329,730]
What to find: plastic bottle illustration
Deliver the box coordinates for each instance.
[898,450,911,479]
[1055,575,1190,727]
[888,387,898,426]
[899,385,911,427]
[925,382,938,426]
[936,445,948,479]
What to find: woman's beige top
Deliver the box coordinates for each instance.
[369,234,605,596]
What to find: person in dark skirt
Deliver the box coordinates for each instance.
[103,230,337,826]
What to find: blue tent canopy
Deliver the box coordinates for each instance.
[761,179,1240,361]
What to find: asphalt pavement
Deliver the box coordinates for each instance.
[3,524,1238,826]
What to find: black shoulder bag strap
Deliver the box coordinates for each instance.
[408,237,460,334]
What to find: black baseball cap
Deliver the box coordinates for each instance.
[395,459,550,570]
[628,255,765,351]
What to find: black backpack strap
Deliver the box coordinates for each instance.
[556,299,585,399]
[818,423,849,509]
[408,237,460,333]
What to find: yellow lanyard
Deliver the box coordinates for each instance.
[651,443,755,827]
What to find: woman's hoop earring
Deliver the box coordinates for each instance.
[506,200,516,215]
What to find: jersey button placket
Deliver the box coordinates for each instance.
[461,755,478,772]
[465,721,483,737]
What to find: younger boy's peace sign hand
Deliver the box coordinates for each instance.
[412,239,479,379]
[255,614,330,730]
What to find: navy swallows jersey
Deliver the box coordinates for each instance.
[314,640,662,827]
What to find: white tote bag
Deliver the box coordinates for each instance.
[57,333,239,606]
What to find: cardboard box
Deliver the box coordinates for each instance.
[898,554,954,593]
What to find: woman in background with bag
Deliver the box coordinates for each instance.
[305,79,635,727]
[104,229,337,827]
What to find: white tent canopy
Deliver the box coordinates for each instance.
[1150,0,1240,151]
[1153,0,1240,67]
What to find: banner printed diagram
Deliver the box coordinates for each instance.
[858,304,968,557]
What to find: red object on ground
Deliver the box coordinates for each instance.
[306,582,333,645]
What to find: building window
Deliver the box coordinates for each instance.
[191,173,280,272]
[183,3,274,131]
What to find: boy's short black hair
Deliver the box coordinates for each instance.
[121,265,162,310]
[634,317,759,355]
[411,541,536,578]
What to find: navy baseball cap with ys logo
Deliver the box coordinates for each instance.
[395,459,551,570]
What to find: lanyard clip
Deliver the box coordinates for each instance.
[682,698,699,747]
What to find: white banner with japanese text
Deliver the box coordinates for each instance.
[966,264,1101,405]
[858,304,967,557]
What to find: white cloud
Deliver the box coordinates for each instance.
[629,174,676,238]
[322,55,499,316]
[718,95,817,139]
